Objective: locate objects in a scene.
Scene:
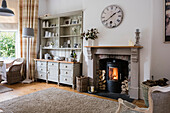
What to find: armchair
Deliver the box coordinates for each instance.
[1,58,25,84]
[116,85,170,113]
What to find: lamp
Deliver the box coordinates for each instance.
[22,28,34,84]
[0,0,14,16]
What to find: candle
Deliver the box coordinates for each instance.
[128,40,134,46]
[91,86,94,92]
[136,29,139,32]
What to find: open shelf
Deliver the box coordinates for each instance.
[42,36,58,39]
[60,35,81,38]
[42,47,82,50]
[60,23,81,27]
[42,26,59,29]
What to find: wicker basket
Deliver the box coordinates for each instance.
[76,76,88,92]
[141,83,151,107]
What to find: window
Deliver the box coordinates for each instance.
[0,31,17,58]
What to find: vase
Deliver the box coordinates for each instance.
[88,39,94,46]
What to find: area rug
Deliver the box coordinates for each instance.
[0,87,138,113]
[93,92,134,102]
[0,85,13,94]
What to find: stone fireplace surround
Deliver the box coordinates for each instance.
[85,46,143,99]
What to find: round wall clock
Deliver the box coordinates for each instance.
[101,5,123,28]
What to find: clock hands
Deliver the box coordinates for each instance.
[105,12,116,21]
[104,10,121,22]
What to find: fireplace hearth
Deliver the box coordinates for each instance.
[86,46,143,99]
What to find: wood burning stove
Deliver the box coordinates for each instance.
[106,61,121,93]
[98,58,129,93]
[105,59,128,93]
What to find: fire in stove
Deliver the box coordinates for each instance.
[109,67,118,80]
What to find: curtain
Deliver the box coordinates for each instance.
[19,0,39,80]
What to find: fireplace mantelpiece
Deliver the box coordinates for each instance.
[85,46,143,99]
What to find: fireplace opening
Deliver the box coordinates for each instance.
[98,58,129,94]
[109,67,118,80]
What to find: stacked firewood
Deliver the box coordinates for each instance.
[121,79,128,94]
[142,78,169,87]
[98,70,106,90]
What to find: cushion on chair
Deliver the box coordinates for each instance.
[13,61,22,65]
[152,91,170,113]
[6,68,10,72]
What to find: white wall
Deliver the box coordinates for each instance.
[82,0,152,84]
[46,0,83,15]
[38,0,48,16]
[38,0,170,95]
[151,0,170,83]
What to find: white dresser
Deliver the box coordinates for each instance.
[35,59,81,88]
[59,63,80,89]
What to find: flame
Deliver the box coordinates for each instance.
[109,67,118,80]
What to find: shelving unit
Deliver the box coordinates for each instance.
[36,11,83,87]
[39,10,83,62]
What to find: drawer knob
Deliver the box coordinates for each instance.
[65,78,67,81]
[52,64,54,65]
[66,72,68,74]
[41,69,43,71]
[40,74,42,76]
[65,66,67,68]
[41,63,43,65]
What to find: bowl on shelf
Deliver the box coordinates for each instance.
[54,56,65,61]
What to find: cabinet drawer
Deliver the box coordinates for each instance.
[48,62,59,68]
[60,63,73,70]
[60,75,73,85]
[37,67,46,73]
[37,61,47,67]
[60,70,73,77]
[37,71,46,80]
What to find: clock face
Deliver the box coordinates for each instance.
[101,5,123,28]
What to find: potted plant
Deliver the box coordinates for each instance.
[81,28,99,46]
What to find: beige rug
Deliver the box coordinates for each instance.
[0,85,13,94]
[0,87,138,113]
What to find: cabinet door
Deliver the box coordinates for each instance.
[48,62,59,82]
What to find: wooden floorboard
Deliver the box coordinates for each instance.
[0,81,146,108]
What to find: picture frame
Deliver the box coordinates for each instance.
[165,0,170,42]
[64,19,71,25]
[71,19,78,24]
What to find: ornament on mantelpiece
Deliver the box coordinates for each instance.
[134,29,141,46]
[81,28,99,46]
[128,39,134,46]
[88,39,94,46]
